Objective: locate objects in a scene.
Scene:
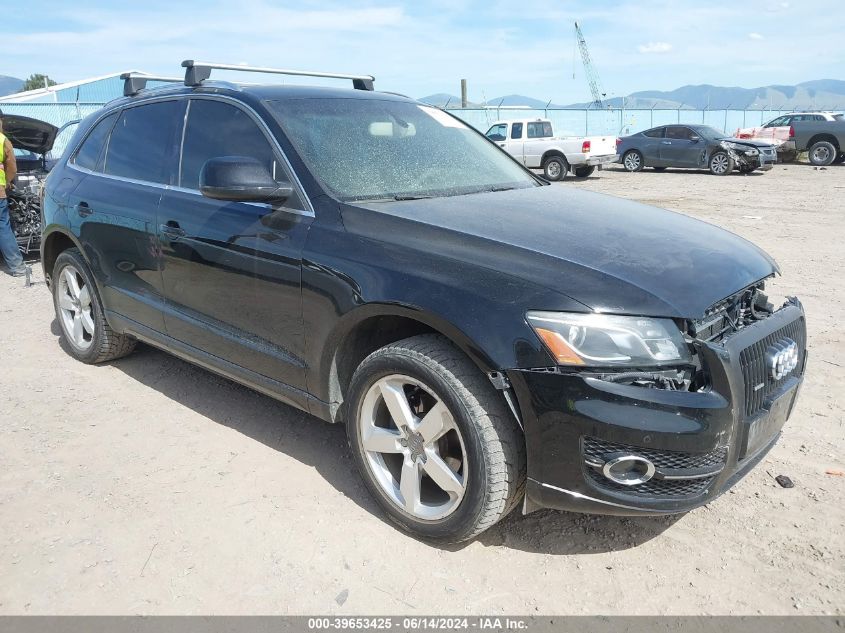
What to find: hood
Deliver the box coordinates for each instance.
[721,137,775,149]
[354,185,778,319]
[0,114,59,154]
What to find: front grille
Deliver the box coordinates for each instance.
[582,437,728,499]
[583,437,728,470]
[739,317,806,418]
[585,469,714,497]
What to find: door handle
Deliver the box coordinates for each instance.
[661,141,672,145]
[75,201,93,217]
[160,222,186,239]
[499,143,506,148]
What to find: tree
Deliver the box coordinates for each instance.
[20,74,58,92]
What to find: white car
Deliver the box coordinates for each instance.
[735,112,843,161]
[485,119,618,181]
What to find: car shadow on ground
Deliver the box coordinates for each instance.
[50,322,681,554]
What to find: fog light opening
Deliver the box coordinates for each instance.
[601,454,656,485]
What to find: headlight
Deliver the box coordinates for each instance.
[744,149,759,156]
[526,311,691,367]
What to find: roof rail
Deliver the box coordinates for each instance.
[121,73,183,97]
[181,60,375,91]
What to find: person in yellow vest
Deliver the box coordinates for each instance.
[0,118,26,276]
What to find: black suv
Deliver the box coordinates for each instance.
[41,62,807,543]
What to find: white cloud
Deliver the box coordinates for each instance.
[749,32,764,40]
[637,42,673,54]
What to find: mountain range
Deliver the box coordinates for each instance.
[421,79,845,111]
[0,75,24,96]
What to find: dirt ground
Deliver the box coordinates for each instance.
[1,163,843,615]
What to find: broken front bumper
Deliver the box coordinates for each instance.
[509,301,807,515]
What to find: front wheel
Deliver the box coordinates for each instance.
[709,151,734,175]
[346,335,525,543]
[542,156,568,181]
[622,150,644,172]
[573,165,596,178]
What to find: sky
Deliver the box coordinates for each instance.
[6,0,844,103]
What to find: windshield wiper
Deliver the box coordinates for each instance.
[490,186,515,192]
[392,194,433,201]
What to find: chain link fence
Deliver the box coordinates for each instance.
[447,107,801,136]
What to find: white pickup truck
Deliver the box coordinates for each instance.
[485,118,619,181]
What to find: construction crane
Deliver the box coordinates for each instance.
[574,21,606,109]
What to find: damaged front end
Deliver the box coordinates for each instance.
[509,280,807,515]
[716,139,776,172]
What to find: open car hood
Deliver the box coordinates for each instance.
[0,114,59,154]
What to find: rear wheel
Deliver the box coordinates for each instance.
[622,150,643,172]
[573,165,595,178]
[53,248,136,364]
[808,141,837,166]
[542,156,568,181]
[709,151,733,175]
[346,335,525,543]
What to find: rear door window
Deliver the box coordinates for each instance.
[73,113,117,172]
[511,123,523,139]
[642,127,664,138]
[104,100,182,184]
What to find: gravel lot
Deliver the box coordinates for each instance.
[1,163,843,615]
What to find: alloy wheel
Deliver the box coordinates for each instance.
[358,375,467,521]
[57,265,95,351]
[546,161,562,179]
[624,152,641,170]
[711,153,730,174]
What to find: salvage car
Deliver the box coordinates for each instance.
[485,118,618,181]
[618,124,777,175]
[41,63,807,543]
[0,113,65,256]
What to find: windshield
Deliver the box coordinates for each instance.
[265,98,539,202]
[696,126,730,140]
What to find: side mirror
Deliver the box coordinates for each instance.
[689,135,701,142]
[200,156,292,203]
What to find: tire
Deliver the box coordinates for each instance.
[52,248,136,364]
[652,166,667,172]
[573,165,595,178]
[833,152,845,165]
[709,151,734,175]
[346,334,525,543]
[542,156,567,181]
[808,141,837,166]
[622,150,644,172]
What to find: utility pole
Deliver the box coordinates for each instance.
[460,79,467,109]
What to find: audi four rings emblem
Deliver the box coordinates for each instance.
[766,337,799,380]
